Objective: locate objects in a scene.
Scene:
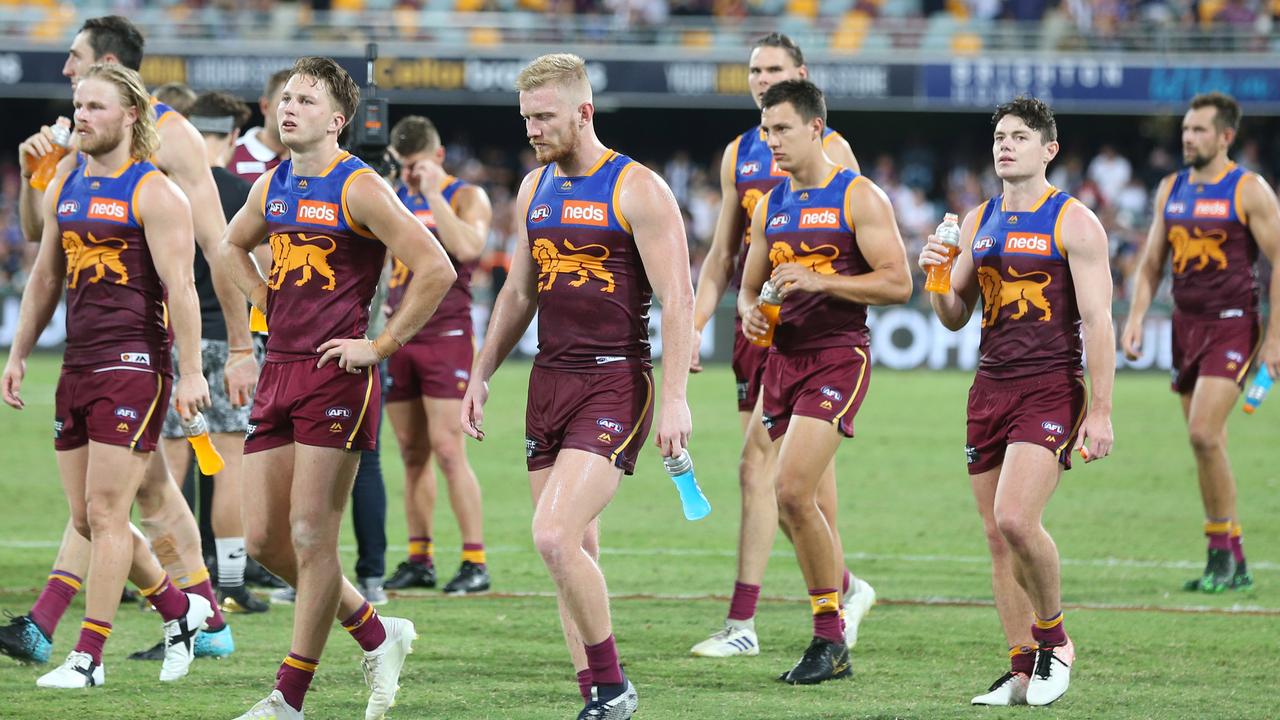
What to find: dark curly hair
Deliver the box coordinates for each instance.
[993,96,1057,143]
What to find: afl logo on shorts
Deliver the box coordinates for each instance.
[530,204,552,223]
[739,160,762,177]
[1041,421,1065,435]
[58,199,80,216]
[819,386,844,402]
[596,418,624,434]
[768,213,790,229]
[267,199,289,217]
[325,406,352,419]
[115,406,139,421]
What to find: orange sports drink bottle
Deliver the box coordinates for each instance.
[750,280,783,348]
[29,118,73,192]
[924,213,962,294]
[183,412,225,475]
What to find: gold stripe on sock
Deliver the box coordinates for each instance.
[345,603,374,631]
[462,548,486,565]
[50,573,82,591]
[81,621,112,638]
[1204,520,1232,536]
[1008,644,1035,658]
[1034,613,1064,630]
[174,567,211,589]
[1230,522,1243,539]
[139,574,170,597]
[809,591,841,616]
[282,655,318,673]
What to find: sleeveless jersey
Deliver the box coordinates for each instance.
[261,152,386,360]
[730,125,841,289]
[525,150,651,372]
[387,177,476,341]
[761,166,871,353]
[1161,163,1260,316]
[53,159,169,371]
[152,99,178,127]
[230,127,285,184]
[971,188,1083,380]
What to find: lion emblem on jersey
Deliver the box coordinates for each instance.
[977,266,1052,328]
[388,257,410,288]
[62,231,128,289]
[268,233,338,291]
[1169,225,1228,274]
[531,238,615,293]
[741,188,765,246]
[769,241,839,275]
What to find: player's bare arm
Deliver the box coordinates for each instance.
[772,178,912,306]
[1240,174,1280,377]
[417,161,490,263]
[737,193,773,342]
[1062,200,1115,461]
[2,170,72,409]
[1121,175,1175,359]
[137,171,211,419]
[825,132,860,174]
[921,206,983,331]
[155,115,258,397]
[317,171,457,372]
[690,139,748,371]
[621,163,695,457]
[221,171,275,313]
[16,122,78,243]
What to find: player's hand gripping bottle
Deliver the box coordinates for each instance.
[749,280,783,348]
[663,450,711,521]
[29,118,73,192]
[182,412,226,475]
[924,213,962,294]
[1242,366,1273,415]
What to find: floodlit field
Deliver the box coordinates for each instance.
[0,353,1276,719]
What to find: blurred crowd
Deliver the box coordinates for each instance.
[6,134,1274,310]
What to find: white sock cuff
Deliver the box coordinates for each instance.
[215,537,247,587]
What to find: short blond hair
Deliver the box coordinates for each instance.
[82,63,159,160]
[515,53,591,99]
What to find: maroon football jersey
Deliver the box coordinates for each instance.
[1162,164,1260,317]
[261,152,387,360]
[386,176,475,341]
[54,160,171,372]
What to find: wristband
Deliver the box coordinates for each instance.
[371,334,403,360]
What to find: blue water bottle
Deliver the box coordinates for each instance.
[1242,366,1273,415]
[663,450,711,521]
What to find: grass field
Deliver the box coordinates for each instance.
[0,352,1277,719]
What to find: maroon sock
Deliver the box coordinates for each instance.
[274,653,318,711]
[341,601,387,652]
[1031,612,1067,647]
[74,618,112,664]
[1010,644,1036,675]
[30,571,81,638]
[1230,531,1246,565]
[1208,532,1231,551]
[143,575,191,622]
[584,635,624,686]
[841,569,852,596]
[184,578,224,631]
[576,668,593,702]
[726,582,761,622]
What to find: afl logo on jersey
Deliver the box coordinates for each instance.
[58,199,80,216]
[1166,201,1186,215]
[530,204,552,223]
[974,236,995,251]
[768,213,791,229]
[267,199,289,217]
[739,160,762,177]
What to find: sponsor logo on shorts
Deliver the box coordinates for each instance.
[1003,233,1052,256]
[965,444,978,464]
[762,415,775,429]
[1166,201,1186,215]
[739,160,762,177]
[820,400,833,410]
[120,352,151,365]
[116,422,130,433]
[974,236,995,251]
[58,199,80,216]
[115,406,139,421]
[1226,350,1244,363]
[325,406,352,419]
[768,213,791,229]
[525,436,537,458]
[88,197,129,223]
[1219,309,1244,319]
[54,418,64,439]
[597,418,624,434]
[736,380,749,403]
[297,199,340,227]
[819,386,844,402]
[454,369,470,380]
[267,199,289,217]
[597,432,613,444]
[1041,420,1065,435]
[1193,199,1230,218]
[246,423,257,437]
[595,356,626,365]
[329,422,344,433]
[799,208,840,229]
[561,200,609,227]
[529,204,552,223]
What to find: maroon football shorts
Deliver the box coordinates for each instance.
[385,332,474,403]
[761,345,871,442]
[1170,311,1261,394]
[54,364,171,452]
[965,372,1086,475]
[732,317,768,413]
[246,357,381,454]
[525,366,654,475]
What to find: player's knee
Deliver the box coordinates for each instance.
[289,519,331,561]
[993,510,1035,549]
[433,444,470,481]
[245,525,284,565]
[531,521,573,567]
[70,511,92,542]
[398,442,431,474]
[84,495,126,536]
[774,482,812,523]
[1187,424,1224,454]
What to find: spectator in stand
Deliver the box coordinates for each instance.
[1087,144,1133,206]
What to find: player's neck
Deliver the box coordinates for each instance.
[788,156,837,190]
[290,143,344,177]
[555,135,609,177]
[83,142,134,177]
[1188,154,1232,184]
[1000,175,1052,212]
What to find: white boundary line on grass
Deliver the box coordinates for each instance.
[0,539,1274,572]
